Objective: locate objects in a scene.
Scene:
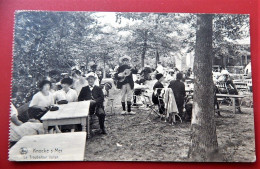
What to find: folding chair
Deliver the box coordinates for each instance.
[142,94,162,120]
[163,88,182,124]
[132,89,144,107]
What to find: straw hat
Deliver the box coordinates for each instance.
[119,56,131,63]
[86,72,97,80]
[221,70,229,75]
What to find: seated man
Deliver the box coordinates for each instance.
[78,72,107,135]
[10,103,44,147]
[223,73,242,113]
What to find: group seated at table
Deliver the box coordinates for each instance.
[152,72,186,122]
[11,70,108,140]
[150,69,244,122]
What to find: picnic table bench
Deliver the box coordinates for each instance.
[9,132,86,161]
[41,101,90,137]
[216,94,244,113]
[187,93,244,114]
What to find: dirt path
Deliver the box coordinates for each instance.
[84,105,255,162]
[84,80,255,162]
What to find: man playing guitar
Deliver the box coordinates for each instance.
[114,56,136,115]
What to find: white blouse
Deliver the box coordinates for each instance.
[29,91,54,108]
[54,88,78,103]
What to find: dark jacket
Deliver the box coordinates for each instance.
[114,64,134,89]
[225,79,238,95]
[168,80,186,106]
[78,86,104,108]
[152,81,164,104]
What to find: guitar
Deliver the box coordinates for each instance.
[117,69,132,82]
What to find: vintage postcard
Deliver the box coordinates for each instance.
[9,11,255,162]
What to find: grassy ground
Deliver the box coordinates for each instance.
[84,81,255,162]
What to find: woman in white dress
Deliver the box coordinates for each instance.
[54,77,78,103]
[28,80,54,120]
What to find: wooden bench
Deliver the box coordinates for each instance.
[216,94,244,113]
[186,93,244,114]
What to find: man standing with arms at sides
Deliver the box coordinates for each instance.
[114,56,136,115]
[168,72,186,119]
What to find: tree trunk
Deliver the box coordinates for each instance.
[155,50,159,68]
[223,55,227,68]
[103,55,106,78]
[188,14,219,162]
[86,56,89,73]
[141,30,148,68]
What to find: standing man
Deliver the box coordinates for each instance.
[78,72,107,135]
[168,73,186,118]
[115,56,136,115]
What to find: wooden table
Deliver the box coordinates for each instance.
[9,132,86,161]
[216,94,244,113]
[41,101,90,137]
[186,93,244,113]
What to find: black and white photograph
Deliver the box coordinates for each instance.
[9,11,255,162]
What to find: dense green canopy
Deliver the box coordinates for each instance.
[12,12,250,107]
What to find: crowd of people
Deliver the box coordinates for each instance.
[10,55,246,147]
[113,56,191,121]
[10,62,111,147]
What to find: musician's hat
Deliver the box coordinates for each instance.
[221,69,229,75]
[119,56,131,63]
[86,72,97,80]
[89,61,97,68]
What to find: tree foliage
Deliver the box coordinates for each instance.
[12,12,249,107]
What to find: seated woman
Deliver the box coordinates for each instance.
[54,77,78,103]
[28,80,54,121]
[72,70,88,95]
[152,73,165,115]
[133,73,146,106]
[10,103,44,147]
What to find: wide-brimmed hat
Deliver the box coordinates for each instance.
[86,72,97,80]
[119,56,131,63]
[221,70,229,75]
[89,61,97,67]
[168,69,175,72]
[61,77,73,85]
